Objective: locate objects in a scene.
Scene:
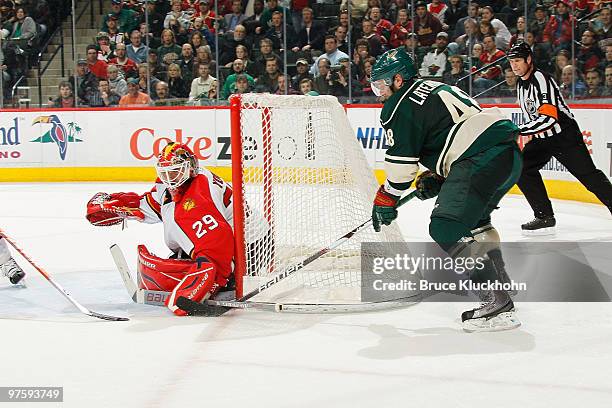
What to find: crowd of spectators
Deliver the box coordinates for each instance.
[52,0,612,107]
[0,0,70,99]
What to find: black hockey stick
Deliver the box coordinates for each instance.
[0,230,129,322]
[177,190,419,315]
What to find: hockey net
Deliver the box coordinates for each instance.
[230,94,419,312]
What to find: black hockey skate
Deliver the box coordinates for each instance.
[461,290,521,332]
[521,216,556,236]
[1,257,26,285]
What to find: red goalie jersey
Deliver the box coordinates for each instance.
[87,143,234,315]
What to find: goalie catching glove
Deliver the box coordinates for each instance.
[86,192,145,226]
[415,170,445,200]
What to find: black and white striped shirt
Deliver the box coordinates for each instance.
[516,69,576,138]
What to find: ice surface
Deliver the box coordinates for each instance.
[1,183,611,408]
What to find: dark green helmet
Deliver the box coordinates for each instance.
[370,47,418,84]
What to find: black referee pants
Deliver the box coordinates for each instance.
[517,126,612,218]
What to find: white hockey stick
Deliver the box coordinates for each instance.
[0,230,129,321]
[110,244,170,307]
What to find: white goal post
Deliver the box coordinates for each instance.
[230,93,420,312]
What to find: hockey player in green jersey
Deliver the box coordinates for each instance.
[370,47,523,332]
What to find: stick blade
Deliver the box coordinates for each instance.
[87,311,130,321]
[176,296,231,316]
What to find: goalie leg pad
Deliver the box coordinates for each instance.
[137,245,194,291]
[167,262,220,316]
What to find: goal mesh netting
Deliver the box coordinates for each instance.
[231,94,418,311]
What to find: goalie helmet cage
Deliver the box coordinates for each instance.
[230,93,419,313]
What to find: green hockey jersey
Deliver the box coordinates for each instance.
[380,79,519,194]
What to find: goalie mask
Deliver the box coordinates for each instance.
[156,142,199,189]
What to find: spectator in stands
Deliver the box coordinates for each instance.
[243,0,265,37]
[353,39,371,76]
[86,45,109,80]
[496,67,518,97]
[95,32,115,62]
[313,57,331,95]
[329,56,358,98]
[340,0,369,21]
[223,0,247,33]
[219,24,247,65]
[604,64,612,95]
[590,6,611,42]
[543,0,576,54]
[291,58,312,90]
[177,43,195,83]
[311,35,349,75]
[49,81,76,108]
[442,54,469,92]
[389,8,412,49]
[454,2,479,39]
[147,49,164,78]
[414,1,443,47]
[294,7,325,54]
[140,0,164,38]
[158,28,182,66]
[560,64,587,98]
[584,67,605,97]
[480,6,511,50]
[334,25,349,54]
[529,5,548,43]
[165,63,189,98]
[386,0,407,24]
[109,43,137,78]
[253,37,281,75]
[470,42,484,70]
[299,78,316,95]
[361,20,384,57]
[102,0,138,35]
[553,49,571,83]
[404,32,420,62]
[472,35,505,95]
[137,63,160,98]
[265,11,297,52]
[195,45,217,75]
[455,18,482,55]
[127,30,149,63]
[275,74,297,95]
[103,15,125,45]
[369,7,393,43]
[428,0,449,26]
[221,58,254,98]
[88,79,121,107]
[509,16,526,48]
[152,81,177,105]
[197,0,218,34]
[419,32,450,77]
[9,7,37,48]
[444,0,467,37]
[189,62,216,101]
[189,18,215,46]
[260,0,290,31]
[600,44,612,71]
[107,64,128,96]
[577,30,604,74]
[119,77,151,106]
[164,0,191,31]
[479,21,496,43]
[523,30,551,72]
[229,73,251,97]
[255,56,281,93]
[359,56,376,97]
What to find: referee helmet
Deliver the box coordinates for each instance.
[507,42,533,61]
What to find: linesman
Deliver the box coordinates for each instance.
[508,42,612,234]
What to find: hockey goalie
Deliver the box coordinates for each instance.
[86,142,235,316]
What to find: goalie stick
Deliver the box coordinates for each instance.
[178,190,420,315]
[110,244,171,307]
[0,229,129,322]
